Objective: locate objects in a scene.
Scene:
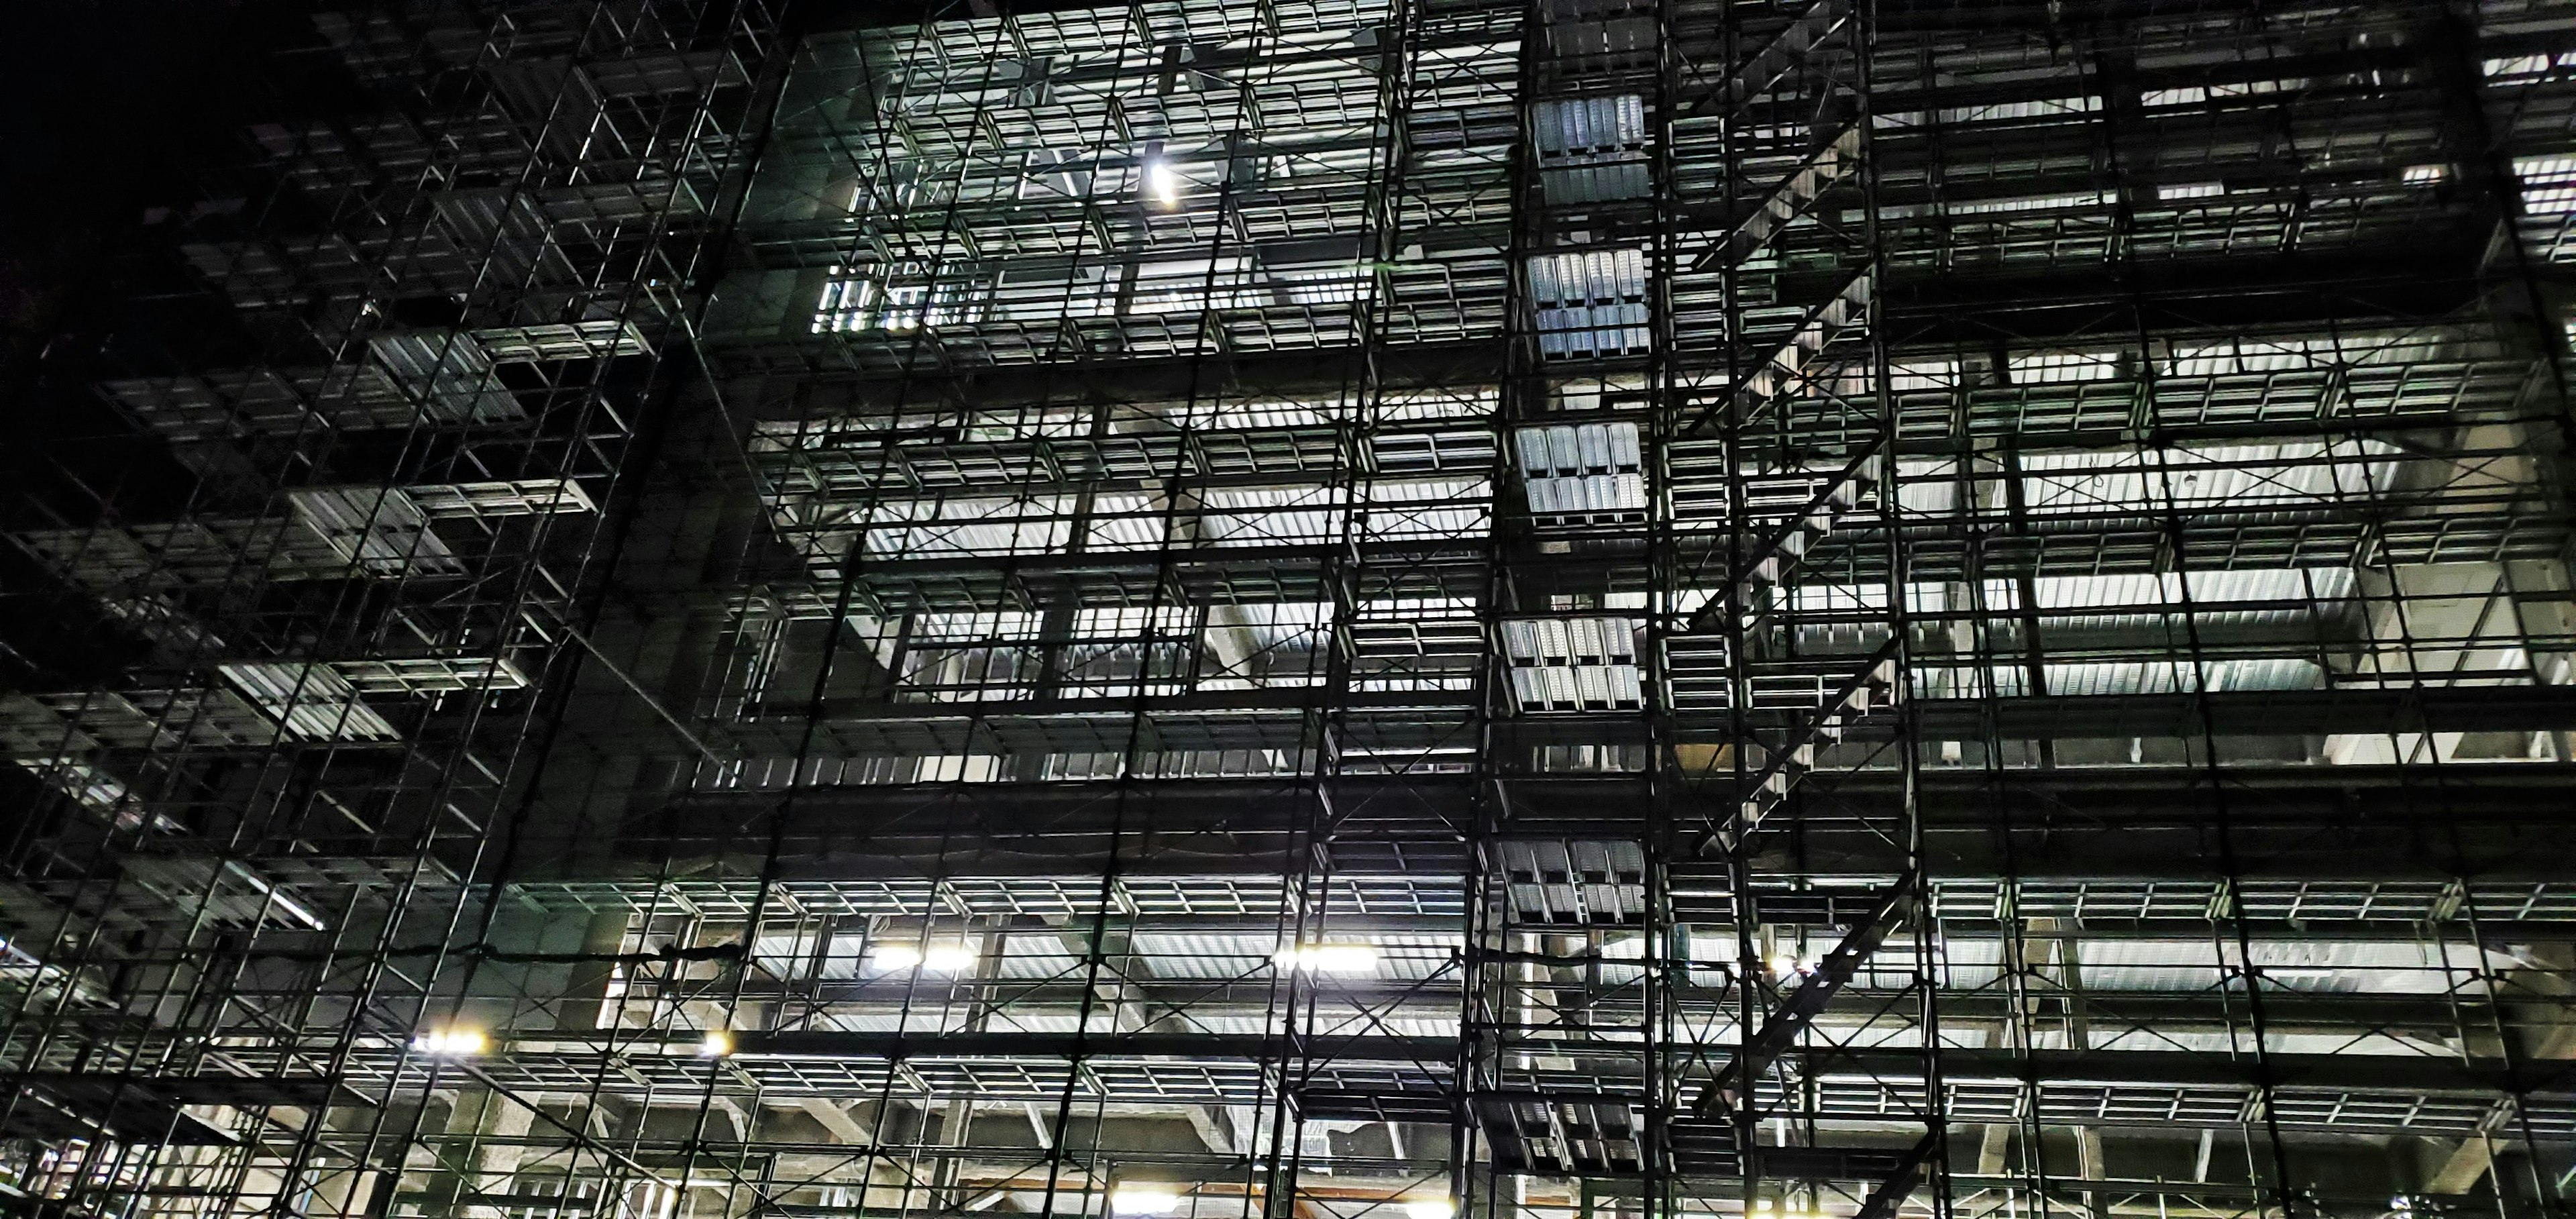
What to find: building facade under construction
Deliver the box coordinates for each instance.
[5,1,2576,1218]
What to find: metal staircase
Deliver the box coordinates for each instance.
[1660,0,1941,1211]
[1422,0,1941,1214]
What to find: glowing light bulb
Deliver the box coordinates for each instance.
[698,1030,735,1057]
[1403,1198,1456,1219]
[871,944,924,972]
[1768,953,1799,979]
[1146,160,1182,208]
[922,943,979,972]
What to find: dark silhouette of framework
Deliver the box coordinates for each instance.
[5,3,2576,1219]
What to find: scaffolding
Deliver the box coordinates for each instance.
[6,1,2576,1219]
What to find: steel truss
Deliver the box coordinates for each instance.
[7,1,2576,1219]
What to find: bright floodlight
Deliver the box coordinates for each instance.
[1403,1198,1455,1219]
[1146,160,1182,208]
[870,944,924,973]
[1275,943,1379,973]
[411,1026,486,1056]
[1110,1185,1183,1216]
[698,1030,735,1057]
[921,943,979,972]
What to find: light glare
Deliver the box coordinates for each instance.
[1403,1199,1456,1219]
[411,1026,486,1056]
[698,1030,735,1057]
[1111,1186,1183,1216]
[1275,943,1379,973]
[872,941,980,973]
[1146,161,1181,207]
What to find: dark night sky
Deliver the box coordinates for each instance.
[0,1,258,374]
[0,0,976,378]
[0,3,265,682]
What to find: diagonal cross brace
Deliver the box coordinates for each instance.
[1681,271,1873,440]
[1688,869,1922,1118]
[1676,0,1853,123]
[1678,441,1884,637]
[1854,1130,1941,1219]
[1688,125,1862,274]
[1695,634,1902,856]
